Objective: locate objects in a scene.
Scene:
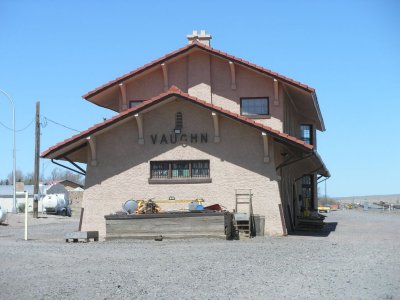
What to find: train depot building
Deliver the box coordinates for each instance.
[42,31,329,239]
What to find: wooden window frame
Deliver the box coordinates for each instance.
[240,97,270,118]
[149,160,211,184]
[300,124,313,145]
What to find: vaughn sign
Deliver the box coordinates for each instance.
[150,133,208,145]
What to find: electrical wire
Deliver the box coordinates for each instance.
[0,114,80,133]
[0,118,35,132]
[41,116,80,132]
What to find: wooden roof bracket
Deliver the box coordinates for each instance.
[273,79,279,106]
[276,153,313,171]
[228,61,236,90]
[119,83,128,111]
[262,132,270,163]
[51,158,86,176]
[87,136,97,166]
[161,63,168,91]
[212,112,220,143]
[134,113,144,144]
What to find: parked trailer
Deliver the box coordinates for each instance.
[42,193,71,217]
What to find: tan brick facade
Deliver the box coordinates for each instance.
[43,37,328,239]
[82,100,284,238]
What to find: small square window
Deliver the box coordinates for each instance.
[240,98,269,116]
[300,124,313,145]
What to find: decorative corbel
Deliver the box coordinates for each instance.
[119,83,128,111]
[262,132,270,163]
[87,136,97,166]
[212,112,220,143]
[161,63,168,91]
[273,79,279,106]
[228,61,236,90]
[134,113,144,144]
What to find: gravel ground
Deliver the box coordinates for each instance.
[0,209,399,300]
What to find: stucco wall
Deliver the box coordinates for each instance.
[211,55,283,130]
[120,51,284,132]
[82,99,284,238]
[188,51,211,101]
[125,68,164,102]
[168,58,188,92]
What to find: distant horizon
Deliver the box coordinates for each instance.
[332,194,400,199]
[1,179,399,200]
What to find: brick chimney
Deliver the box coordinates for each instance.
[187,30,212,47]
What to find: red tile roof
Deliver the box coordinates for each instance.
[42,86,313,159]
[82,41,315,100]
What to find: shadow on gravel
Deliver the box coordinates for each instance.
[290,222,338,237]
[0,223,9,226]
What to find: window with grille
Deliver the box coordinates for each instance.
[150,160,210,180]
[150,162,169,178]
[240,97,269,116]
[300,124,313,145]
[301,174,314,208]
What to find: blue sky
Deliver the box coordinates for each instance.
[0,0,399,197]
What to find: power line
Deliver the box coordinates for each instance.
[0,114,81,133]
[41,116,80,132]
[0,118,34,132]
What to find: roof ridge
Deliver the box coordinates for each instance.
[82,43,315,100]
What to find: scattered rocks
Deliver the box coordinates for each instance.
[0,210,399,299]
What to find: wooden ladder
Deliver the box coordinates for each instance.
[233,189,253,239]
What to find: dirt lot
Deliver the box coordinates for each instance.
[0,209,399,299]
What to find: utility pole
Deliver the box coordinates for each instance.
[0,89,16,213]
[33,101,40,218]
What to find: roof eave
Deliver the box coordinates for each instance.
[82,43,198,100]
[311,92,326,132]
[313,150,330,177]
[82,42,316,101]
[43,88,314,159]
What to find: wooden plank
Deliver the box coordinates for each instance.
[78,207,84,231]
[104,212,226,220]
[105,214,228,240]
[106,218,224,234]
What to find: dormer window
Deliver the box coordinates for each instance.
[240,97,269,117]
[300,124,313,145]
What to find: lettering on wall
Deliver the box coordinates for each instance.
[150,133,208,145]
